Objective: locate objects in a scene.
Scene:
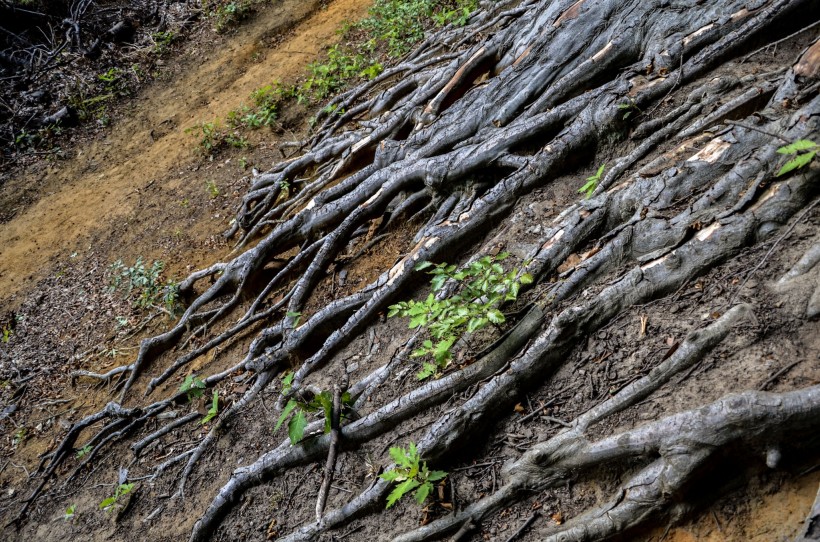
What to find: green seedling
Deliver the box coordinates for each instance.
[180,374,206,401]
[99,483,134,513]
[275,372,353,444]
[64,504,76,521]
[379,442,446,508]
[76,444,92,459]
[579,163,605,198]
[202,390,219,424]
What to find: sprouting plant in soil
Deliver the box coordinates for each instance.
[388,253,532,379]
[379,442,447,508]
[275,372,353,444]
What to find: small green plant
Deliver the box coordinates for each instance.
[210,0,257,32]
[776,139,818,176]
[206,179,220,198]
[617,100,641,120]
[109,257,180,315]
[379,442,446,508]
[275,372,353,444]
[1,326,11,343]
[186,120,224,154]
[76,444,92,459]
[579,163,605,198]
[12,427,27,447]
[64,504,76,521]
[239,156,249,170]
[99,483,135,513]
[388,253,533,380]
[152,31,177,54]
[180,374,206,401]
[97,68,127,96]
[201,390,219,424]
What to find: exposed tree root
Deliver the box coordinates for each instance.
[12,0,820,540]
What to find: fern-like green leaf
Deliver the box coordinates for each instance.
[414,481,432,504]
[386,478,420,508]
[777,150,816,176]
[776,139,818,154]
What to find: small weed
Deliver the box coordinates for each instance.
[99,483,134,513]
[1,326,11,343]
[275,372,353,444]
[64,504,76,521]
[97,68,128,97]
[152,31,177,54]
[388,253,532,380]
[186,120,225,155]
[109,257,180,316]
[206,179,220,198]
[180,374,206,401]
[76,444,92,459]
[12,427,27,447]
[201,390,220,424]
[579,163,605,198]
[617,100,641,120]
[209,0,259,32]
[776,139,818,176]
[239,156,249,170]
[379,442,446,508]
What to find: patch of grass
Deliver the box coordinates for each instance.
[207,0,267,32]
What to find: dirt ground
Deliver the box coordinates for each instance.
[0,1,818,541]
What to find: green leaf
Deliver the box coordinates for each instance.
[379,469,402,482]
[427,470,447,482]
[519,273,533,285]
[414,481,432,504]
[487,309,505,324]
[119,483,135,496]
[777,150,816,176]
[408,314,427,329]
[201,390,219,424]
[389,446,409,466]
[387,305,401,318]
[431,274,447,291]
[288,410,308,444]
[281,371,294,392]
[99,497,116,510]
[414,261,433,271]
[275,399,298,432]
[777,139,818,154]
[386,478,421,508]
[416,362,438,380]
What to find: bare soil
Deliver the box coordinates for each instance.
[0,2,818,542]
